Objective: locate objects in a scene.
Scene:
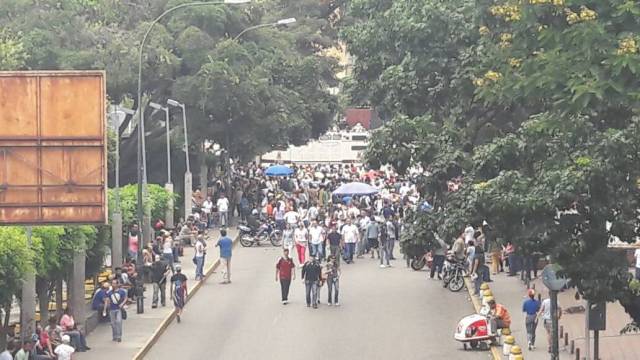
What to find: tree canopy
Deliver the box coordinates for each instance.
[342,0,640,324]
[0,0,342,185]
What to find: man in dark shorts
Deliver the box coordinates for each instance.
[275,249,296,304]
[171,264,188,323]
[365,216,379,259]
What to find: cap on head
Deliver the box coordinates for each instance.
[527,288,536,297]
[175,264,182,272]
[62,335,71,343]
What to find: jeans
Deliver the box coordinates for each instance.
[65,330,87,351]
[280,279,291,301]
[356,235,367,256]
[195,255,205,280]
[525,314,538,345]
[474,265,489,295]
[310,243,323,259]
[162,253,174,271]
[430,255,445,278]
[380,241,391,265]
[109,309,123,340]
[389,238,395,258]
[636,267,640,280]
[220,211,228,227]
[344,243,356,262]
[327,277,339,304]
[152,281,166,306]
[305,280,319,306]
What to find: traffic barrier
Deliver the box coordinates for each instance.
[503,335,515,355]
[509,345,522,360]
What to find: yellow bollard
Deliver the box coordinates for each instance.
[480,283,490,291]
[509,345,523,360]
[503,335,515,356]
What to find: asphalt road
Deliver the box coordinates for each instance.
[145,245,491,360]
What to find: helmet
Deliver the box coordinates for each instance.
[252,209,258,215]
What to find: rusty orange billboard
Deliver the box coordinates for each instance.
[0,71,107,224]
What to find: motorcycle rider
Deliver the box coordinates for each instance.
[247,209,260,230]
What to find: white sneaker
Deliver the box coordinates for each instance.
[328,303,333,306]
[335,302,340,306]
[380,264,386,268]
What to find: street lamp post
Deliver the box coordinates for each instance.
[167,99,191,221]
[108,106,135,269]
[135,0,251,249]
[149,102,175,228]
[233,17,297,41]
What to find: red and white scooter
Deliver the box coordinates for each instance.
[453,305,500,350]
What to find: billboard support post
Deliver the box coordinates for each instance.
[20,226,35,341]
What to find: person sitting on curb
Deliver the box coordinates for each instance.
[488,299,511,335]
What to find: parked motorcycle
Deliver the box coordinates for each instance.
[238,220,282,247]
[442,254,467,292]
[410,251,433,271]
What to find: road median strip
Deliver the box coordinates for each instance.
[132,234,239,360]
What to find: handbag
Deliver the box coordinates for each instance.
[121,308,128,320]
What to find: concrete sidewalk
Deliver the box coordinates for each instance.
[76,227,238,360]
[487,273,640,360]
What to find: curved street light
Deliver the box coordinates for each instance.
[135,0,251,248]
[233,17,297,41]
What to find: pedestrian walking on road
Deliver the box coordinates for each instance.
[327,224,343,266]
[324,255,340,306]
[216,229,233,284]
[276,249,296,304]
[171,264,188,323]
[302,256,322,308]
[522,288,541,350]
[293,222,309,267]
[380,219,395,267]
[365,216,379,259]
[282,223,295,254]
[308,220,325,260]
[217,193,230,228]
[538,292,562,354]
[341,218,359,264]
[150,255,170,308]
[194,235,206,281]
[104,279,127,342]
[430,236,447,280]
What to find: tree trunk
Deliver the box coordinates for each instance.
[55,278,63,320]
[36,277,50,326]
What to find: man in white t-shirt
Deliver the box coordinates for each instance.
[308,220,325,260]
[202,196,214,228]
[464,224,475,244]
[538,293,561,354]
[635,248,640,280]
[217,194,230,228]
[194,236,206,281]
[341,218,360,264]
[284,210,299,227]
[54,335,75,360]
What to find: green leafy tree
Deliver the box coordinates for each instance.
[0,227,34,349]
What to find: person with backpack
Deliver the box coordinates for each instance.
[171,264,188,323]
[103,279,127,342]
[275,249,296,304]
